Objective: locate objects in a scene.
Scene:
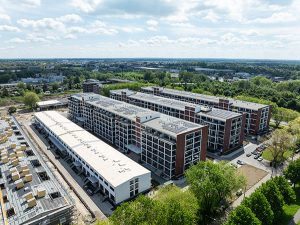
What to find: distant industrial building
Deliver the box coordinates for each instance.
[110,89,245,153]
[68,93,208,179]
[34,111,151,205]
[0,116,73,225]
[21,74,64,84]
[141,86,271,135]
[37,99,68,111]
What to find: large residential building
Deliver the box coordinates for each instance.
[34,111,151,205]
[141,86,271,135]
[0,116,73,225]
[110,89,245,153]
[68,93,208,179]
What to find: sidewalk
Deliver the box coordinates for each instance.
[232,173,271,207]
[288,208,300,225]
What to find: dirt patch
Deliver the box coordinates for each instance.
[237,164,268,191]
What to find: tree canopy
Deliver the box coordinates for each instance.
[242,191,274,225]
[225,205,261,225]
[185,161,245,224]
[23,91,40,109]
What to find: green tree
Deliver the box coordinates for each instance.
[8,106,17,114]
[1,87,9,97]
[242,191,273,225]
[225,205,261,225]
[268,129,294,167]
[17,82,26,90]
[52,82,59,92]
[23,91,40,109]
[109,195,163,225]
[251,76,272,86]
[272,176,296,204]
[153,185,198,224]
[185,161,245,224]
[284,158,300,189]
[258,180,284,219]
[273,107,300,128]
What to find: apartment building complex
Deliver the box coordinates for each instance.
[68,93,208,179]
[110,89,245,153]
[141,86,271,135]
[34,111,151,205]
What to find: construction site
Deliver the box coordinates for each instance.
[0,115,74,225]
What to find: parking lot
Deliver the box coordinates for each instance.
[231,143,271,172]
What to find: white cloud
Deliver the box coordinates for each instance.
[17,18,65,30]
[71,0,102,13]
[240,29,261,36]
[0,13,10,22]
[120,26,143,33]
[19,0,41,7]
[7,38,26,43]
[146,19,158,31]
[64,34,77,39]
[146,20,158,26]
[0,25,20,32]
[203,10,220,23]
[249,12,296,24]
[58,14,83,23]
[169,22,195,28]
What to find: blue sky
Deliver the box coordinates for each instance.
[0,0,299,59]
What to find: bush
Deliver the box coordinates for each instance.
[8,106,17,114]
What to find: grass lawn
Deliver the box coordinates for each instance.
[278,185,300,225]
[262,148,293,161]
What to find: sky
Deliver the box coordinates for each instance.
[0,0,299,59]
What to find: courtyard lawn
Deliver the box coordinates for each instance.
[278,185,300,225]
[262,148,293,161]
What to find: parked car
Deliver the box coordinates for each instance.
[254,155,260,159]
[246,153,252,157]
[257,157,263,161]
[237,160,245,165]
[295,148,300,154]
[252,151,258,155]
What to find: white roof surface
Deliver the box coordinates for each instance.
[34,111,150,187]
[37,99,61,106]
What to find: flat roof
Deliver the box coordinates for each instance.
[111,90,241,120]
[34,111,150,187]
[141,86,269,110]
[0,116,72,225]
[79,94,205,137]
[37,99,63,107]
[143,114,201,137]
